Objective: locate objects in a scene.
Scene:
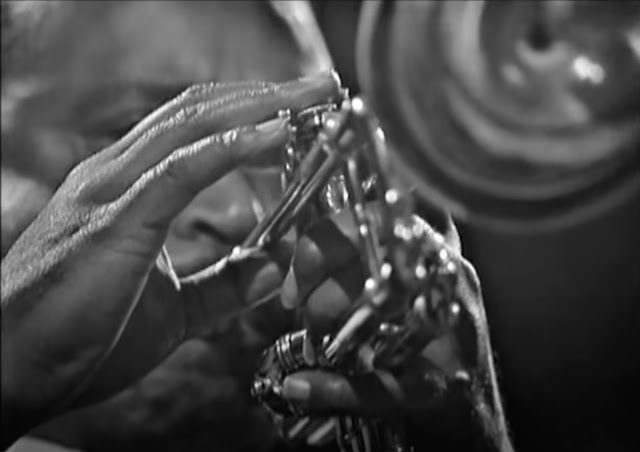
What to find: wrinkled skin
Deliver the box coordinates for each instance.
[355,2,638,452]
[1,2,510,452]
[2,2,328,451]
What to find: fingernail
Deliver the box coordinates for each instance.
[283,376,311,402]
[303,333,316,365]
[281,269,298,309]
[298,69,342,88]
[256,117,287,134]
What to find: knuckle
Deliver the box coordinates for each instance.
[63,159,103,201]
[219,128,241,147]
[217,128,242,162]
[161,151,193,192]
[180,84,204,99]
[179,82,217,100]
[130,119,175,151]
[246,81,277,94]
[260,83,280,97]
[327,377,352,410]
[172,105,195,125]
[293,236,325,283]
[64,160,88,185]
[172,102,206,126]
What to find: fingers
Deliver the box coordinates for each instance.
[281,212,364,309]
[179,253,286,339]
[119,117,290,232]
[150,80,278,128]
[281,359,450,418]
[94,71,342,198]
[282,203,465,313]
[303,264,367,345]
[95,75,335,160]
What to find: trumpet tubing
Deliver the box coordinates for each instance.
[248,93,462,452]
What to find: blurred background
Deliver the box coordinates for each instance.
[2,1,639,452]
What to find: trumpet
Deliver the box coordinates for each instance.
[243,0,640,449]
[242,90,462,452]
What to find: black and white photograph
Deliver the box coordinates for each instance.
[1,2,638,452]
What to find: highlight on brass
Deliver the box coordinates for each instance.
[246,92,462,452]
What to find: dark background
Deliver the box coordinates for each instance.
[311,1,640,452]
[2,1,638,451]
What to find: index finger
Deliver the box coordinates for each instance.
[96,70,344,196]
[281,206,378,310]
[108,70,343,163]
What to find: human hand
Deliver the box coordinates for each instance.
[0,71,341,444]
[28,170,298,452]
[276,205,512,451]
[33,324,290,452]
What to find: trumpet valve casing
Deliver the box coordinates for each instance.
[251,330,308,417]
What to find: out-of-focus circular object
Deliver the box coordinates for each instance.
[356,0,640,233]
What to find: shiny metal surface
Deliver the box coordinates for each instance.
[248,94,462,452]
